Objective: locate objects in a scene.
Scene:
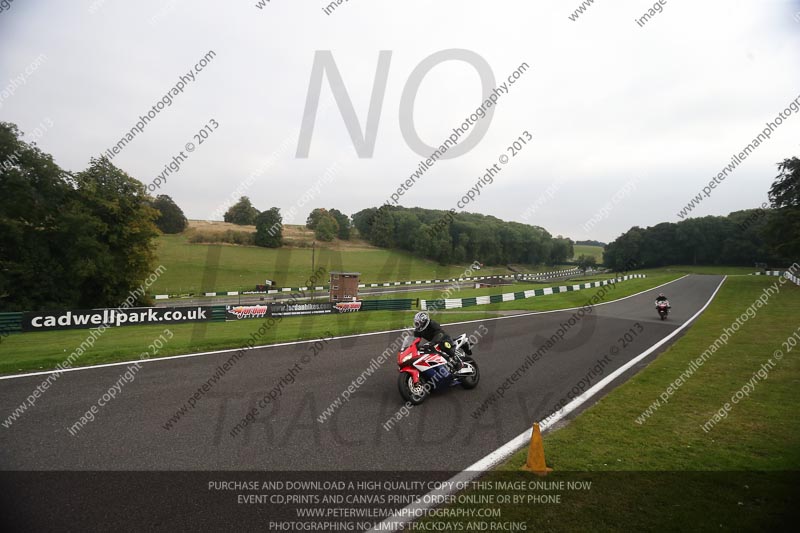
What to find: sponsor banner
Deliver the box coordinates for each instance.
[226,303,336,320]
[269,303,333,317]
[226,305,269,320]
[22,306,213,332]
[225,301,366,320]
[334,301,362,313]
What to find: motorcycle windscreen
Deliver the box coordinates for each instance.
[398,333,415,352]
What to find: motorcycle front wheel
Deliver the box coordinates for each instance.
[459,358,480,389]
[398,373,429,405]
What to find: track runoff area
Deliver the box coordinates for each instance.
[0,274,724,530]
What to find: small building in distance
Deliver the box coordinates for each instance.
[329,272,360,302]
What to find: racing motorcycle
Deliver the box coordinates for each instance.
[656,299,670,320]
[396,333,479,405]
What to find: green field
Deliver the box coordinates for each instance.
[152,234,532,294]
[571,244,604,261]
[423,275,799,531]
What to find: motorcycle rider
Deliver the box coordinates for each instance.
[413,312,462,372]
[655,293,671,308]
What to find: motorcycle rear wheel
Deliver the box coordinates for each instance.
[398,373,428,405]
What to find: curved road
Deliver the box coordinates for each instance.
[0,274,723,472]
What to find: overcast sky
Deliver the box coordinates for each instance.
[2,0,799,243]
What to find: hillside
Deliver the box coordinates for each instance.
[152,222,516,293]
[185,220,375,250]
[571,244,604,262]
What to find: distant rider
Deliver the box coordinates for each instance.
[655,293,671,308]
[413,312,462,372]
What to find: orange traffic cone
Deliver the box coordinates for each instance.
[520,423,553,476]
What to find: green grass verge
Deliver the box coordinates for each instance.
[420,275,800,531]
[574,265,768,284]
[344,272,679,305]
[657,264,764,275]
[363,276,633,302]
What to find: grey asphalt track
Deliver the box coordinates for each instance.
[0,274,724,472]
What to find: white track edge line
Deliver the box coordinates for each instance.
[0,274,689,381]
[368,275,727,532]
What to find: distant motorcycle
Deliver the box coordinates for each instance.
[396,333,479,405]
[656,300,670,320]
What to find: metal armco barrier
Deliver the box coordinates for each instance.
[359,299,414,311]
[0,312,23,340]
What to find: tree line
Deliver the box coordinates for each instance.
[220,198,353,245]
[604,157,799,270]
[220,196,281,247]
[351,205,573,266]
[1,122,168,311]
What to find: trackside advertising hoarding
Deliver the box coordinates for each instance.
[333,301,362,312]
[225,302,362,320]
[22,307,214,332]
[226,305,270,320]
[226,303,334,320]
